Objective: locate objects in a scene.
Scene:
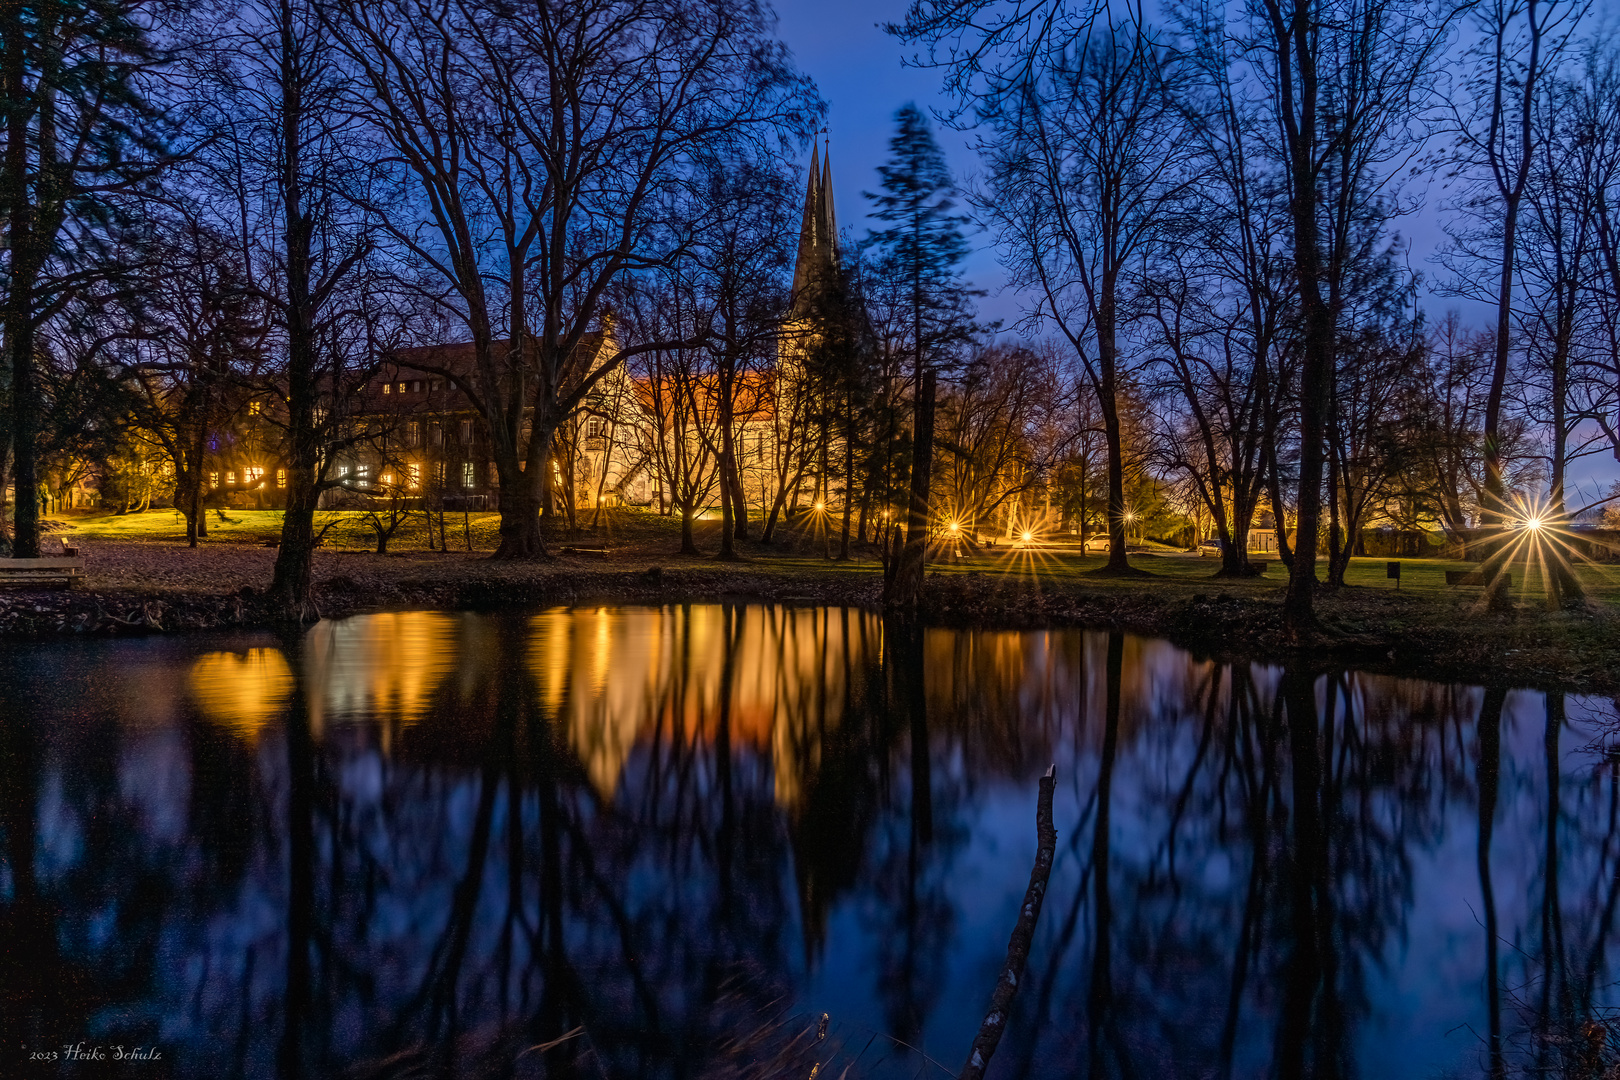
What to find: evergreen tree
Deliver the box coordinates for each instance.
[864,103,975,396]
[864,103,975,605]
[2,0,167,557]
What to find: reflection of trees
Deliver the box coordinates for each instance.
[11,612,1620,1078]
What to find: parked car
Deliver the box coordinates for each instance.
[1198,537,1228,558]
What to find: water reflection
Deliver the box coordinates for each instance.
[188,647,293,738]
[1,606,1619,1079]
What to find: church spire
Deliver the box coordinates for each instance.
[791,138,838,313]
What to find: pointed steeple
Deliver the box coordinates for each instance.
[791,139,839,315]
[821,145,836,245]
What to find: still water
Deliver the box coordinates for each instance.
[2,605,1618,1079]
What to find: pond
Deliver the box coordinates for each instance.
[2,605,1618,1079]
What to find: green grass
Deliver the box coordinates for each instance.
[48,507,1620,606]
[50,507,508,551]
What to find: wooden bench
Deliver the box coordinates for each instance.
[0,556,86,589]
[1446,570,1511,587]
[560,545,612,559]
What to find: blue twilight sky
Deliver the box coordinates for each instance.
[769,0,1620,501]
[771,0,1014,321]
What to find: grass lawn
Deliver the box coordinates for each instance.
[43,506,1620,610]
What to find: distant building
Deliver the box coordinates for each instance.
[186,148,844,519]
[335,146,845,518]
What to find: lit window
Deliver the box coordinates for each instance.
[276,469,287,488]
[338,465,350,477]
[408,463,421,489]
[431,424,443,446]
[398,382,407,394]
[357,464,370,487]
[383,383,391,395]
[209,471,219,487]
[248,401,261,416]
[408,421,420,446]
[226,471,236,485]
[433,462,445,483]
[462,462,475,489]
[246,467,264,483]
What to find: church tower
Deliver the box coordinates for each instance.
[790,142,839,318]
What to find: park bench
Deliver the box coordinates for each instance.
[1445,569,1511,588]
[0,556,86,590]
[560,545,612,559]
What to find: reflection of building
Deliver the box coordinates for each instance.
[184,605,880,815]
[528,605,879,810]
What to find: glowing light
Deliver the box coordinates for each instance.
[1021,530,1033,543]
[1523,517,1544,531]
[188,649,293,740]
[814,500,825,512]
[948,520,959,533]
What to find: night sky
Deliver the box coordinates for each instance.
[772,0,1013,324]
[771,0,1620,497]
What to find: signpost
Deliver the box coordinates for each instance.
[1387,561,1401,589]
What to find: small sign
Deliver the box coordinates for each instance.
[1387,561,1401,588]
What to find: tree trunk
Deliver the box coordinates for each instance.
[680,500,699,555]
[3,12,41,561]
[884,372,936,608]
[493,469,546,559]
[269,466,321,622]
[717,447,738,561]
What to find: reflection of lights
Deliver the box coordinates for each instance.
[189,648,293,739]
[305,611,458,736]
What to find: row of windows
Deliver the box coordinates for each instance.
[335,462,479,489]
[385,419,475,447]
[208,462,481,491]
[211,468,283,488]
[381,379,442,396]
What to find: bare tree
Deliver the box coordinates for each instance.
[934,341,1068,543]
[917,11,1197,576]
[1441,0,1588,606]
[326,0,819,560]
[119,209,269,546]
[1239,0,1455,635]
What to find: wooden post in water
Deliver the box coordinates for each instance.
[959,764,1057,1080]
